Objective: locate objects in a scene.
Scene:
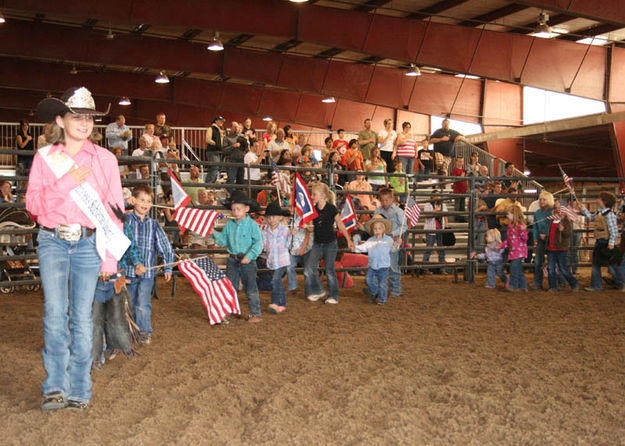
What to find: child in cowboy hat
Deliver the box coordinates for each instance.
[355,215,394,305]
[212,190,263,322]
[262,202,292,314]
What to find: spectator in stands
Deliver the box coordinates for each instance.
[531,191,554,290]
[474,165,490,192]
[154,112,172,141]
[378,119,396,173]
[430,118,466,160]
[422,193,448,274]
[502,162,520,192]
[16,119,34,174]
[450,156,467,222]
[324,151,345,186]
[348,174,373,210]
[580,192,623,291]
[388,158,407,202]
[365,146,387,191]
[184,165,204,205]
[344,138,364,179]
[267,128,290,162]
[474,196,488,249]
[283,125,296,151]
[139,124,162,152]
[139,165,150,181]
[294,134,306,158]
[322,136,333,161]
[242,117,258,152]
[278,149,293,167]
[205,116,224,183]
[105,115,132,154]
[358,118,378,161]
[37,123,50,148]
[165,142,180,177]
[223,121,248,185]
[111,147,130,179]
[485,181,502,230]
[332,129,349,164]
[394,122,417,175]
[0,180,16,203]
[296,144,318,167]
[417,140,434,175]
[262,121,277,150]
[466,152,481,177]
[501,206,528,292]
[244,139,266,199]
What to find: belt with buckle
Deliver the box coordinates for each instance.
[229,254,246,260]
[42,224,95,242]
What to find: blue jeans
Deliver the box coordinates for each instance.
[205,151,221,184]
[423,233,446,270]
[568,231,581,274]
[389,249,401,295]
[547,251,578,290]
[304,241,339,300]
[271,267,288,306]
[127,276,155,334]
[287,252,309,291]
[534,239,547,287]
[226,163,245,185]
[366,267,389,303]
[92,281,115,364]
[487,260,507,287]
[399,157,414,175]
[226,257,261,316]
[37,229,101,403]
[509,258,527,290]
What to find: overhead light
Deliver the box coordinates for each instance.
[207,32,224,51]
[531,11,555,38]
[524,188,538,194]
[455,73,480,80]
[70,64,78,75]
[155,72,170,84]
[106,29,115,40]
[405,64,421,77]
[577,35,610,46]
[28,110,34,117]
[523,170,531,175]
[119,97,131,106]
[0,12,5,24]
[289,0,309,2]
[262,116,272,121]
[322,96,336,103]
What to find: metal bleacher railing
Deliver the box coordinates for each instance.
[0,122,615,293]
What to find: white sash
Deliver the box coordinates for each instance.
[39,145,130,261]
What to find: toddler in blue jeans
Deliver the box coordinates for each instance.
[470,228,507,289]
[356,216,393,305]
[212,191,263,322]
[125,186,175,345]
[262,202,292,314]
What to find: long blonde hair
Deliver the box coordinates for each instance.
[508,205,525,226]
[485,228,502,244]
[311,182,335,205]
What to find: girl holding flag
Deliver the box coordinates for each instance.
[304,183,355,304]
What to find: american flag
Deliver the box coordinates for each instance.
[404,196,422,228]
[169,168,191,209]
[174,207,221,237]
[559,164,573,192]
[178,257,240,325]
[547,206,578,222]
[270,159,291,197]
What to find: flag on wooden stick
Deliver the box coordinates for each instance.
[404,196,422,228]
[178,257,240,325]
[174,207,221,237]
[169,169,191,209]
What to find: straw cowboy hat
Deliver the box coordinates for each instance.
[223,190,260,213]
[264,201,291,217]
[364,215,392,235]
[37,87,110,123]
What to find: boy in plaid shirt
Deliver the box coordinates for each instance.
[262,202,291,314]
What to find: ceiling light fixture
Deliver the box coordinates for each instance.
[0,12,6,24]
[105,22,115,40]
[532,11,555,38]
[523,170,531,176]
[207,32,224,51]
[119,97,131,106]
[322,96,336,103]
[524,188,538,194]
[405,64,422,77]
[70,64,78,75]
[455,73,480,80]
[262,116,272,121]
[155,72,170,84]
[289,0,309,3]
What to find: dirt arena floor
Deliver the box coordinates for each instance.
[1,272,625,445]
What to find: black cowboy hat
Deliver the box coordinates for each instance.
[264,201,291,217]
[222,190,260,213]
[37,87,110,123]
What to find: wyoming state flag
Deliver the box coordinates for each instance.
[292,173,318,226]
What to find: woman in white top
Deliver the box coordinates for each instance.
[377,118,396,173]
[365,146,387,191]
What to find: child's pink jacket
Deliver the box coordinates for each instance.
[499,223,528,260]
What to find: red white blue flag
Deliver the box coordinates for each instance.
[292,172,318,226]
[558,164,573,192]
[169,168,191,210]
[339,194,356,234]
[178,257,240,325]
[174,207,221,237]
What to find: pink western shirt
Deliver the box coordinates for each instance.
[26,141,124,272]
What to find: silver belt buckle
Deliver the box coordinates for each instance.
[57,224,82,242]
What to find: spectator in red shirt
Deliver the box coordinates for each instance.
[450,156,467,222]
[331,129,349,165]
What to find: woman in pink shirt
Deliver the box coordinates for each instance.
[26,87,124,411]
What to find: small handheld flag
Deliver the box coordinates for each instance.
[292,173,318,226]
[558,164,573,192]
[169,169,192,209]
[174,207,221,237]
[405,196,422,228]
[339,194,356,235]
